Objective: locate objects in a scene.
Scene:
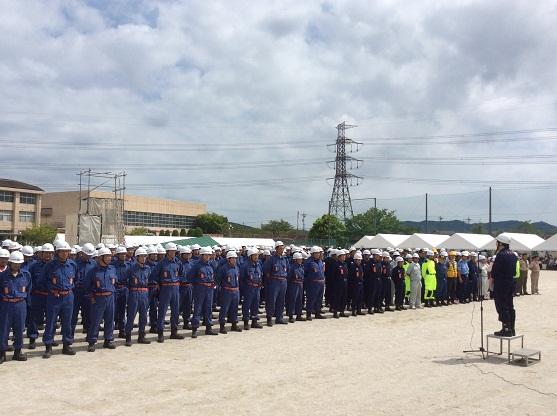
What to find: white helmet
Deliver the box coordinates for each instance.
[440,251,448,257]
[200,246,213,255]
[107,243,116,250]
[381,251,390,257]
[8,241,21,251]
[405,254,412,259]
[293,252,303,260]
[98,247,112,257]
[371,249,381,256]
[115,245,127,254]
[191,244,201,250]
[412,253,420,259]
[135,247,148,257]
[82,243,96,256]
[91,250,98,258]
[165,242,177,251]
[42,243,54,252]
[310,246,321,254]
[55,241,71,251]
[393,251,400,256]
[426,250,434,257]
[470,252,478,257]
[349,246,356,252]
[478,255,486,261]
[22,246,34,256]
[247,248,259,257]
[146,246,157,255]
[354,252,363,260]
[362,249,371,256]
[263,249,271,256]
[9,251,24,264]
[274,241,284,248]
[70,248,77,255]
[496,233,512,244]
[461,251,470,257]
[179,246,192,254]
[95,243,105,250]
[396,256,404,262]
[33,246,42,253]
[226,250,238,259]
[0,249,10,258]
[1,239,12,248]
[156,245,166,254]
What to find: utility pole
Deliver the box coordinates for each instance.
[301,212,307,232]
[327,121,362,222]
[488,186,492,235]
[425,193,429,233]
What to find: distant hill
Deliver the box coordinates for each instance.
[401,220,557,237]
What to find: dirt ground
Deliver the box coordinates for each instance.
[1,271,556,415]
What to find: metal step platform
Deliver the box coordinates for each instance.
[510,348,541,367]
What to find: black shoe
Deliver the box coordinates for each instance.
[275,319,288,325]
[28,338,36,350]
[149,327,158,334]
[306,314,313,321]
[333,312,339,319]
[157,331,164,343]
[205,326,218,336]
[357,311,366,315]
[117,330,126,339]
[6,345,13,352]
[62,342,76,355]
[103,340,116,349]
[296,315,306,321]
[0,351,6,364]
[352,311,357,317]
[13,349,27,361]
[219,324,228,334]
[191,328,198,339]
[182,322,192,330]
[231,323,242,332]
[125,334,132,347]
[138,333,151,344]
[340,312,348,317]
[170,329,185,340]
[244,320,250,330]
[494,325,513,337]
[251,320,263,329]
[315,313,326,319]
[267,318,273,327]
[38,324,45,330]
[288,316,295,323]
[87,343,96,352]
[42,344,52,359]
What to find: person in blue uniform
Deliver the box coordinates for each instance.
[112,245,131,339]
[435,251,448,306]
[217,250,242,334]
[240,248,263,330]
[348,252,365,316]
[27,243,52,349]
[369,249,383,314]
[125,247,151,346]
[304,246,326,320]
[72,243,96,337]
[86,247,117,352]
[263,241,290,326]
[458,251,470,303]
[286,251,305,323]
[152,243,184,343]
[380,252,393,312]
[147,246,159,334]
[468,252,479,302]
[178,246,194,330]
[0,251,31,363]
[42,241,77,359]
[391,256,406,311]
[331,249,349,319]
[324,249,337,309]
[190,246,218,338]
[491,234,518,336]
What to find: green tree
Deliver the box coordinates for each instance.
[344,208,406,241]
[171,229,179,236]
[514,220,540,235]
[308,214,346,246]
[180,228,187,237]
[20,224,58,245]
[187,227,203,237]
[193,213,229,234]
[471,223,485,234]
[261,219,294,238]
[129,227,151,236]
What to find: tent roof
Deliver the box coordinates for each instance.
[442,233,495,250]
[533,233,557,251]
[481,233,545,251]
[212,237,275,248]
[367,234,411,248]
[124,235,189,247]
[398,233,450,249]
[353,236,374,248]
[162,236,219,247]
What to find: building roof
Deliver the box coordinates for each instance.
[0,178,44,192]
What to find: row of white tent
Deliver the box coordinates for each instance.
[353,233,557,252]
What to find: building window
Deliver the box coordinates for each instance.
[0,210,12,222]
[41,207,53,217]
[20,193,36,204]
[123,210,196,229]
[19,211,34,223]
[0,191,14,202]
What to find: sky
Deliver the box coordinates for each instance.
[2,0,557,228]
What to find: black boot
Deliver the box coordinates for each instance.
[494,323,513,337]
[288,316,295,323]
[231,322,242,332]
[149,327,158,334]
[275,318,288,325]
[87,343,96,352]
[13,349,27,361]
[219,323,228,334]
[157,331,164,343]
[138,332,151,344]
[125,333,132,347]
[62,342,76,355]
[315,313,326,319]
[205,325,218,336]
[170,329,185,340]
[42,344,52,359]
[306,313,313,321]
[333,312,339,319]
[28,338,36,350]
[296,315,306,321]
[191,328,198,339]
[352,310,357,317]
[251,319,263,329]
[0,351,6,364]
[103,339,116,349]
[118,330,126,339]
[267,317,273,327]
[183,322,192,330]
[244,320,250,330]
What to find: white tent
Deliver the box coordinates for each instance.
[353,236,375,248]
[442,233,495,250]
[124,235,189,247]
[367,234,411,248]
[533,234,557,251]
[481,233,545,252]
[212,237,275,248]
[399,233,450,249]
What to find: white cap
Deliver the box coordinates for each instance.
[9,251,24,263]
[82,243,96,256]
[396,256,404,262]
[496,233,512,244]
[22,246,34,256]
[135,247,148,256]
[275,241,284,248]
[226,250,238,259]
[165,242,177,251]
[293,252,303,260]
[98,247,112,257]
[0,249,10,258]
[55,241,71,251]
[354,252,363,260]
[115,245,127,254]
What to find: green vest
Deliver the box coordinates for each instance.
[514,259,520,278]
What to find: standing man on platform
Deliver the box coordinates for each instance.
[491,234,517,336]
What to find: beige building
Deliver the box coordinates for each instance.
[0,179,44,239]
[41,191,207,235]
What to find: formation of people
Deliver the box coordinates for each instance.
[0,233,524,363]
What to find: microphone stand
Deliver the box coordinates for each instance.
[463,258,486,359]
